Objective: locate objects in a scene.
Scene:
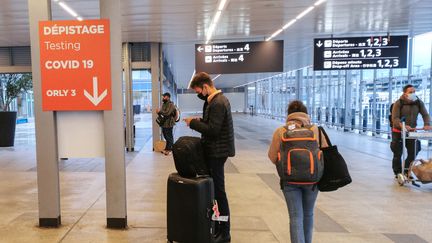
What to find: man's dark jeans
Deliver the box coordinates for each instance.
[390,131,420,175]
[208,157,230,233]
[162,127,174,151]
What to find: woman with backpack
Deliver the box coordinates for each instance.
[268,100,328,243]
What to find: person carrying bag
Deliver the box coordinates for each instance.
[317,126,352,192]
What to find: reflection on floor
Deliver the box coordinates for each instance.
[0,114,431,242]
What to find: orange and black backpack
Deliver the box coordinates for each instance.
[277,122,324,185]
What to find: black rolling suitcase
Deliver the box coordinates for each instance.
[167,173,214,243]
[172,136,209,177]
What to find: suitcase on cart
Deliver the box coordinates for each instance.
[167,173,215,243]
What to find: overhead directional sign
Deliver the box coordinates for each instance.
[39,19,112,111]
[313,35,408,70]
[195,40,283,74]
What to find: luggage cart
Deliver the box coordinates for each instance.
[397,122,432,186]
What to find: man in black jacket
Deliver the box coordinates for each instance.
[184,72,235,243]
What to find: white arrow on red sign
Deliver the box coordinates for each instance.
[84,76,108,106]
[197,46,204,52]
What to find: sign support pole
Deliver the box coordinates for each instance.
[100,0,127,229]
[28,0,61,228]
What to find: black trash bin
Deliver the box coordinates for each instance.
[0,111,17,147]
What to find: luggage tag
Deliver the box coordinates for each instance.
[211,200,229,222]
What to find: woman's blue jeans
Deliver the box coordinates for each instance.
[282,184,318,243]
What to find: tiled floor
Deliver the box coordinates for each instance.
[0,113,432,243]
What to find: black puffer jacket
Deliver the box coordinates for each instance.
[190,92,235,158]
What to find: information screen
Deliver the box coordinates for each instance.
[195,40,284,74]
[313,35,408,70]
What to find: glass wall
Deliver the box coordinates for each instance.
[131,69,152,113]
[246,32,432,138]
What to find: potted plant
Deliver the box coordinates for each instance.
[0,73,32,147]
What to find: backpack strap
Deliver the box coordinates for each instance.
[318,126,332,147]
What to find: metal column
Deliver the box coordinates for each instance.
[244,85,248,113]
[344,71,352,131]
[320,71,324,123]
[312,70,316,122]
[28,0,61,228]
[429,40,432,114]
[359,71,364,132]
[306,68,310,111]
[388,69,393,138]
[254,82,258,115]
[268,78,273,117]
[151,43,162,149]
[123,43,134,152]
[408,37,414,82]
[337,71,342,126]
[328,71,332,125]
[100,0,127,228]
[372,69,377,136]
[296,70,302,100]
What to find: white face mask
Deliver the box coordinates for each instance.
[408,93,417,101]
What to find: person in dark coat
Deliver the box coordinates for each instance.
[184,72,235,243]
[156,92,176,155]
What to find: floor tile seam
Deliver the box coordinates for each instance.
[337,144,391,161]
[57,189,106,243]
[383,233,430,243]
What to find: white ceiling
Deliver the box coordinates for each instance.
[0,0,432,88]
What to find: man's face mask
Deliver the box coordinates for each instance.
[197,93,208,101]
[408,93,417,101]
[196,86,208,101]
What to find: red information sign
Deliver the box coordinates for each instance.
[39,19,111,111]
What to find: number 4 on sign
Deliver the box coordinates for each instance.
[84,77,108,106]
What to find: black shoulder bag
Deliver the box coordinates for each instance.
[317,126,352,192]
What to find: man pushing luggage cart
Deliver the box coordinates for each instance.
[390,84,431,180]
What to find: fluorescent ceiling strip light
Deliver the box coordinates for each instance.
[282,19,297,29]
[218,0,228,11]
[206,0,229,44]
[266,0,326,41]
[266,28,283,41]
[58,2,78,17]
[272,29,283,37]
[296,6,314,20]
[55,1,83,21]
[187,70,196,89]
[314,0,327,6]
[214,11,222,24]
